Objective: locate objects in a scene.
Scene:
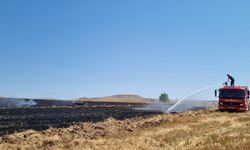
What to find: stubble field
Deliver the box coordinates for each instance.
[1,102,250,150]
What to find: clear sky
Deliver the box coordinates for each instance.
[0,0,250,99]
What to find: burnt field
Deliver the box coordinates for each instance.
[0,103,163,136]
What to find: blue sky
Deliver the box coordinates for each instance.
[0,0,250,99]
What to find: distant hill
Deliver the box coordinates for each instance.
[79,95,157,103]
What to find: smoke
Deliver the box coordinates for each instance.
[134,103,171,112]
[0,98,37,108]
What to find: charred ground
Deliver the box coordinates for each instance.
[0,102,162,136]
[2,109,250,150]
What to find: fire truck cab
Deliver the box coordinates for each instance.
[215,86,250,112]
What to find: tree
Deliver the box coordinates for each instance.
[159,93,170,102]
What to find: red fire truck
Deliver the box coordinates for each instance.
[215,86,249,112]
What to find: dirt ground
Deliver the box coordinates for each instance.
[1,109,250,150]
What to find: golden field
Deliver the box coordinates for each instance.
[79,95,156,103]
[1,109,250,150]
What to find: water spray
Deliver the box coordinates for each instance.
[167,83,222,113]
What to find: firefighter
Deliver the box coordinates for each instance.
[227,74,235,86]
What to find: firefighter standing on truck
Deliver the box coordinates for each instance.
[227,74,235,86]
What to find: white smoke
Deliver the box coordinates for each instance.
[0,98,37,108]
[134,103,171,112]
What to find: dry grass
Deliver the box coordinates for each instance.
[1,109,250,150]
[79,95,156,103]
